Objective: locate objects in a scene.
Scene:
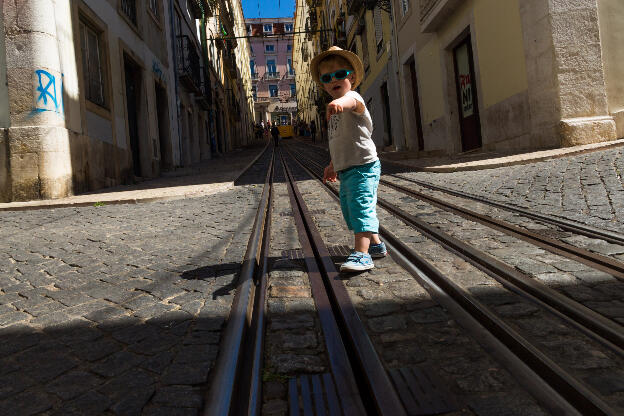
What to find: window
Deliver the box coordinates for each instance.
[251,86,257,100]
[269,85,278,97]
[265,44,275,53]
[149,0,159,18]
[287,58,293,75]
[121,0,137,25]
[79,19,106,107]
[290,84,296,97]
[401,0,409,15]
[250,60,255,73]
[247,24,252,34]
[250,45,254,56]
[285,23,293,32]
[263,23,273,33]
[287,44,292,51]
[374,7,383,53]
[266,59,276,73]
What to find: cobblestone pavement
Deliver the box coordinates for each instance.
[0,179,262,414]
[395,147,624,233]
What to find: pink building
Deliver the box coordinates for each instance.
[246,18,297,125]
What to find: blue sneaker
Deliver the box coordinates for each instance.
[340,252,374,272]
[369,242,387,258]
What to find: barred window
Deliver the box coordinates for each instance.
[121,0,137,25]
[79,20,106,107]
[374,7,383,52]
[149,0,159,18]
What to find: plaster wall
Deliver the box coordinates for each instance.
[597,0,624,138]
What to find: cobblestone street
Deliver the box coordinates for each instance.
[398,146,624,232]
[0,174,262,414]
[2,141,624,415]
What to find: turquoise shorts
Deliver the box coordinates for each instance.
[338,160,380,234]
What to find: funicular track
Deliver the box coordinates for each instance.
[283,143,623,416]
[204,145,275,416]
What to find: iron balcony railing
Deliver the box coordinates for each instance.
[265,71,280,80]
[121,0,138,25]
[177,35,202,93]
[286,69,295,78]
[251,72,259,80]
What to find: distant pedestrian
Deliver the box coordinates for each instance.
[310,120,317,142]
[311,46,385,272]
[271,125,280,147]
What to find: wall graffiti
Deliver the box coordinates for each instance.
[152,60,165,82]
[31,69,64,117]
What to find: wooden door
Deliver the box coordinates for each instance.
[453,35,482,152]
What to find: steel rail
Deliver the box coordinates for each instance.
[232,154,275,415]
[386,171,624,245]
[280,150,406,416]
[379,178,624,281]
[289,148,624,352]
[285,146,619,416]
[203,148,274,416]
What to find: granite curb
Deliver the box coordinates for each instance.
[0,141,270,212]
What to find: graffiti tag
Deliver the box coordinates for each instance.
[32,69,64,117]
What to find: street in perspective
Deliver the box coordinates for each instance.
[1,0,623,415]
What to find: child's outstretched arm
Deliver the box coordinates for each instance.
[323,160,337,183]
[326,95,364,120]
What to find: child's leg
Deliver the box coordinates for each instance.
[354,232,372,253]
[371,233,381,245]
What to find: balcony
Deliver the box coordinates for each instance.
[286,70,295,78]
[251,72,260,80]
[265,71,280,80]
[177,36,202,93]
[255,96,270,103]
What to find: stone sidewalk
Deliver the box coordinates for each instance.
[0,141,269,211]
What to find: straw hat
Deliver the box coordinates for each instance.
[310,46,364,90]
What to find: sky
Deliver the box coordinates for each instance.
[242,0,295,19]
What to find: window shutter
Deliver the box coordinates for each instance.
[374,7,383,46]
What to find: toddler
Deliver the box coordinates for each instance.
[310,46,386,272]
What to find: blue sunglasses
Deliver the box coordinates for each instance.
[319,69,353,83]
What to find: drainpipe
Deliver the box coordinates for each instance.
[169,0,183,167]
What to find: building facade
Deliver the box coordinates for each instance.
[293,0,321,133]
[247,18,297,125]
[0,0,254,203]
[390,0,624,155]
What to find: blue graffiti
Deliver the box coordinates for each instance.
[36,69,58,109]
[152,60,164,81]
[28,70,64,118]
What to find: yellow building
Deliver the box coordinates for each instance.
[293,0,322,132]
[389,0,623,155]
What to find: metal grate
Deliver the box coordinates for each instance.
[281,245,350,261]
[289,374,342,416]
[389,366,460,415]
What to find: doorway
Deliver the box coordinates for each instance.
[154,82,172,170]
[124,57,142,177]
[453,34,482,152]
[408,60,424,151]
[381,82,393,147]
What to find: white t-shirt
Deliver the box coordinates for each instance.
[328,91,377,172]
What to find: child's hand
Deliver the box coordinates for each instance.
[326,100,344,120]
[323,164,337,183]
